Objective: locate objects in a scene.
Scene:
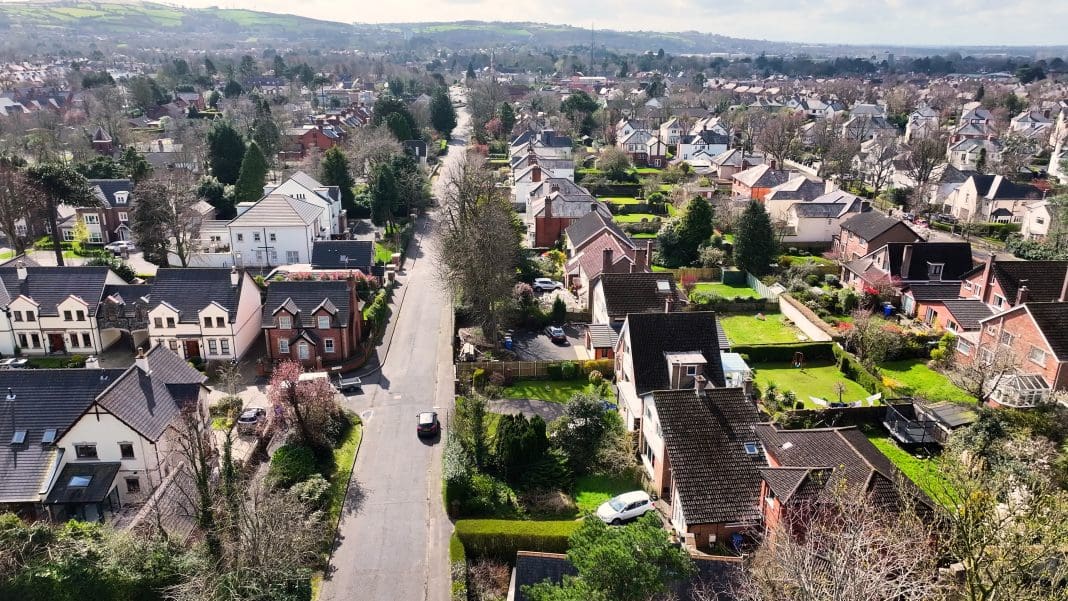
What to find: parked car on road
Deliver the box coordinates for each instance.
[545,325,567,344]
[532,278,563,292]
[417,411,440,437]
[0,358,28,369]
[104,240,137,255]
[596,491,654,525]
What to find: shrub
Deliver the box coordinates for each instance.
[588,370,603,384]
[453,519,579,561]
[290,473,331,510]
[546,363,563,380]
[268,443,319,487]
[471,368,488,389]
[730,342,834,363]
[210,395,244,418]
[582,359,614,377]
[520,489,577,517]
[66,354,86,368]
[559,361,578,380]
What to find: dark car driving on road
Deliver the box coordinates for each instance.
[417,411,440,437]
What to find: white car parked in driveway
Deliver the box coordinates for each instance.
[596,490,654,525]
[532,277,563,292]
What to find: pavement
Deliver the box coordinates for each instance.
[317,107,470,601]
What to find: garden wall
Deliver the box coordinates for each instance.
[778,294,836,342]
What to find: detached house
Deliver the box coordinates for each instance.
[833,211,921,261]
[0,346,207,524]
[228,194,325,267]
[658,117,686,146]
[779,191,870,245]
[263,171,346,236]
[262,279,364,368]
[614,311,725,435]
[943,175,1043,223]
[280,124,341,160]
[0,264,125,356]
[677,130,729,162]
[147,268,262,361]
[529,179,608,248]
[731,164,791,201]
[58,179,135,245]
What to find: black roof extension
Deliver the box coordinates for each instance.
[840,211,918,242]
[625,311,725,394]
[311,240,375,271]
[599,272,682,318]
[1025,302,1068,360]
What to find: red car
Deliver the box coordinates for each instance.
[417,411,440,437]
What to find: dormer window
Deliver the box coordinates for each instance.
[278,315,292,329]
[685,365,697,377]
[114,192,128,205]
[317,316,330,329]
[927,263,944,280]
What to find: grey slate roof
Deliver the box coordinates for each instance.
[793,202,846,218]
[564,210,633,249]
[625,311,726,394]
[229,194,321,227]
[655,388,763,525]
[148,268,243,324]
[262,280,354,328]
[840,212,918,242]
[311,240,374,271]
[942,299,995,330]
[0,266,113,316]
[88,179,133,208]
[586,323,619,349]
[0,369,124,503]
[885,242,974,281]
[905,282,963,301]
[45,462,121,504]
[96,345,206,441]
[600,272,682,317]
[990,260,1068,304]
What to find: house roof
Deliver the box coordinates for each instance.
[654,388,763,525]
[310,240,374,271]
[44,462,122,505]
[564,211,632,250]
[839,212,918,242]
[904,282,963,301]
[732,164,792,189]
[599,272,682,317]
[0,266,113,316]
[764,176,826,202]
[885,242,974,281]
[990,260,1068,304]
[755,424,919,509]
[149,268,244,324]
[970,175,1043,201]
[710,148,765,168]
[586,323,619,349]
[532,193,607,219]
[567,234,637,280]
[229,194,322,227]
[792,202,847,218]
[95,345,206,441]
[262,280,355,328]
[625,311,725,394]
[1024,302,1068,360]
[0,369,125,503]
[88,179,133,208]
[942,299,995,330]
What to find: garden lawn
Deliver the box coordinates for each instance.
[692,282,762,299]
[374,242,393,264]
[635,167,662,175]
[753,361,870,408]
[719,313,801,345]
[784,255,835,267]
[865,431,955,507]
[878,359,974,403]
[612,213,659,224]
[572,473,642,514]
[632,233,656,239]
[601,196,641,205]
[501,379,592,403]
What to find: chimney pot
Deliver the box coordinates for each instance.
[135,347,150,374]
[231,266,239,288]
[6,387,13,400]
[1016,284,1029,306]
[602,248,613,273]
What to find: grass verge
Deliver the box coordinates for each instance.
[573,473,642,514]
[500,379,592,403]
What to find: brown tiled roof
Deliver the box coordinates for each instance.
[626,312,725,393]
[1025,302,1068,360]
[991,261,1068,305]
[654,388,763,526]
[599,272,683,317]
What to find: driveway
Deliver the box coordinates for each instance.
[488,398,568,423]
[510,323,584,361]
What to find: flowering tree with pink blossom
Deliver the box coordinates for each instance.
[267,360,342,451]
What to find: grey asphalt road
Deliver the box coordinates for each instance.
[317,107,469,601]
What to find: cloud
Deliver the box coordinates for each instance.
[170,0,1067,46]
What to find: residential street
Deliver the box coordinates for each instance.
[318,104,469,601]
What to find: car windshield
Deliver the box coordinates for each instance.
[608,497,627,511]
[419,413,435,425]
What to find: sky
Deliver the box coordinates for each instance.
[159,0,1067,47]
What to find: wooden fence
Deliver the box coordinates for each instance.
[456,360,557,380]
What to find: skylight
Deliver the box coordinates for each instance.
[41,429,57,444]
[656,280,671,292]
[68,475,92,488]
[743,442,761,455]
[10,430,26,445]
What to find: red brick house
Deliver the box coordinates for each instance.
[731,164,791,201]
[833,211,921,261]
[280,125,342,160]
[961,301,1068,408]
[529,179,609,248]
[261,279,364,368]
[840,242,974,302]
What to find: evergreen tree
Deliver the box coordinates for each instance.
[233,141,268,203]
[498,102,516,136]
[24,163,96,266]
[119,147,152,182]
[320,146,356,211]
[734,200,778,276]
[251,99,280,164]
[385,111,413,142]
[466,63,477,81]
[678,195,714,249]
[429,87,457,137]
[206,121,246,185]
[369,161,399,229]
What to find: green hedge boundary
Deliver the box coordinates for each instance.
[732,342,834,363]
[832,344,893,398]
[453,519,579,561]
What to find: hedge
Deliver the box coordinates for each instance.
[831,344,891,397]
[449,533,466,563]
[732,342,834,363]
[453,519,579,561]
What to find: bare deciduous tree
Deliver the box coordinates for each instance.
[755,112,804,167]
[862,133,901,198]
[267,359,343,451]
[951,347,1020,404]
[130,171,205,267]
[902,133,947,211]
[345,124,402,178]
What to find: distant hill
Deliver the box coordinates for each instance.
[0,2,1062,57]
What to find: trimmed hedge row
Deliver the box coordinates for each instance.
[453,519,579,561]
[832,344,892,398]
[732,342,835,363]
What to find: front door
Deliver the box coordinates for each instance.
[48,333,66,353]
[183,339,201,359]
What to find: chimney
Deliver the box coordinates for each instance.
[1016,283,1029,305]
[824,179,836,194]
[134,347,150,374]
[544,195,553,219]
[693,374,707,391]
[15,260,27,282]
[5,387,13,401]
[84,356,100,369]
[602,248,613,273]
[664,296,674,313]
[531,164,542,182]
[1060,264,1068,302]
[981,254,996,299]
[231,266,239,288]
[900,244,913,278]
[635,244,649,271]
